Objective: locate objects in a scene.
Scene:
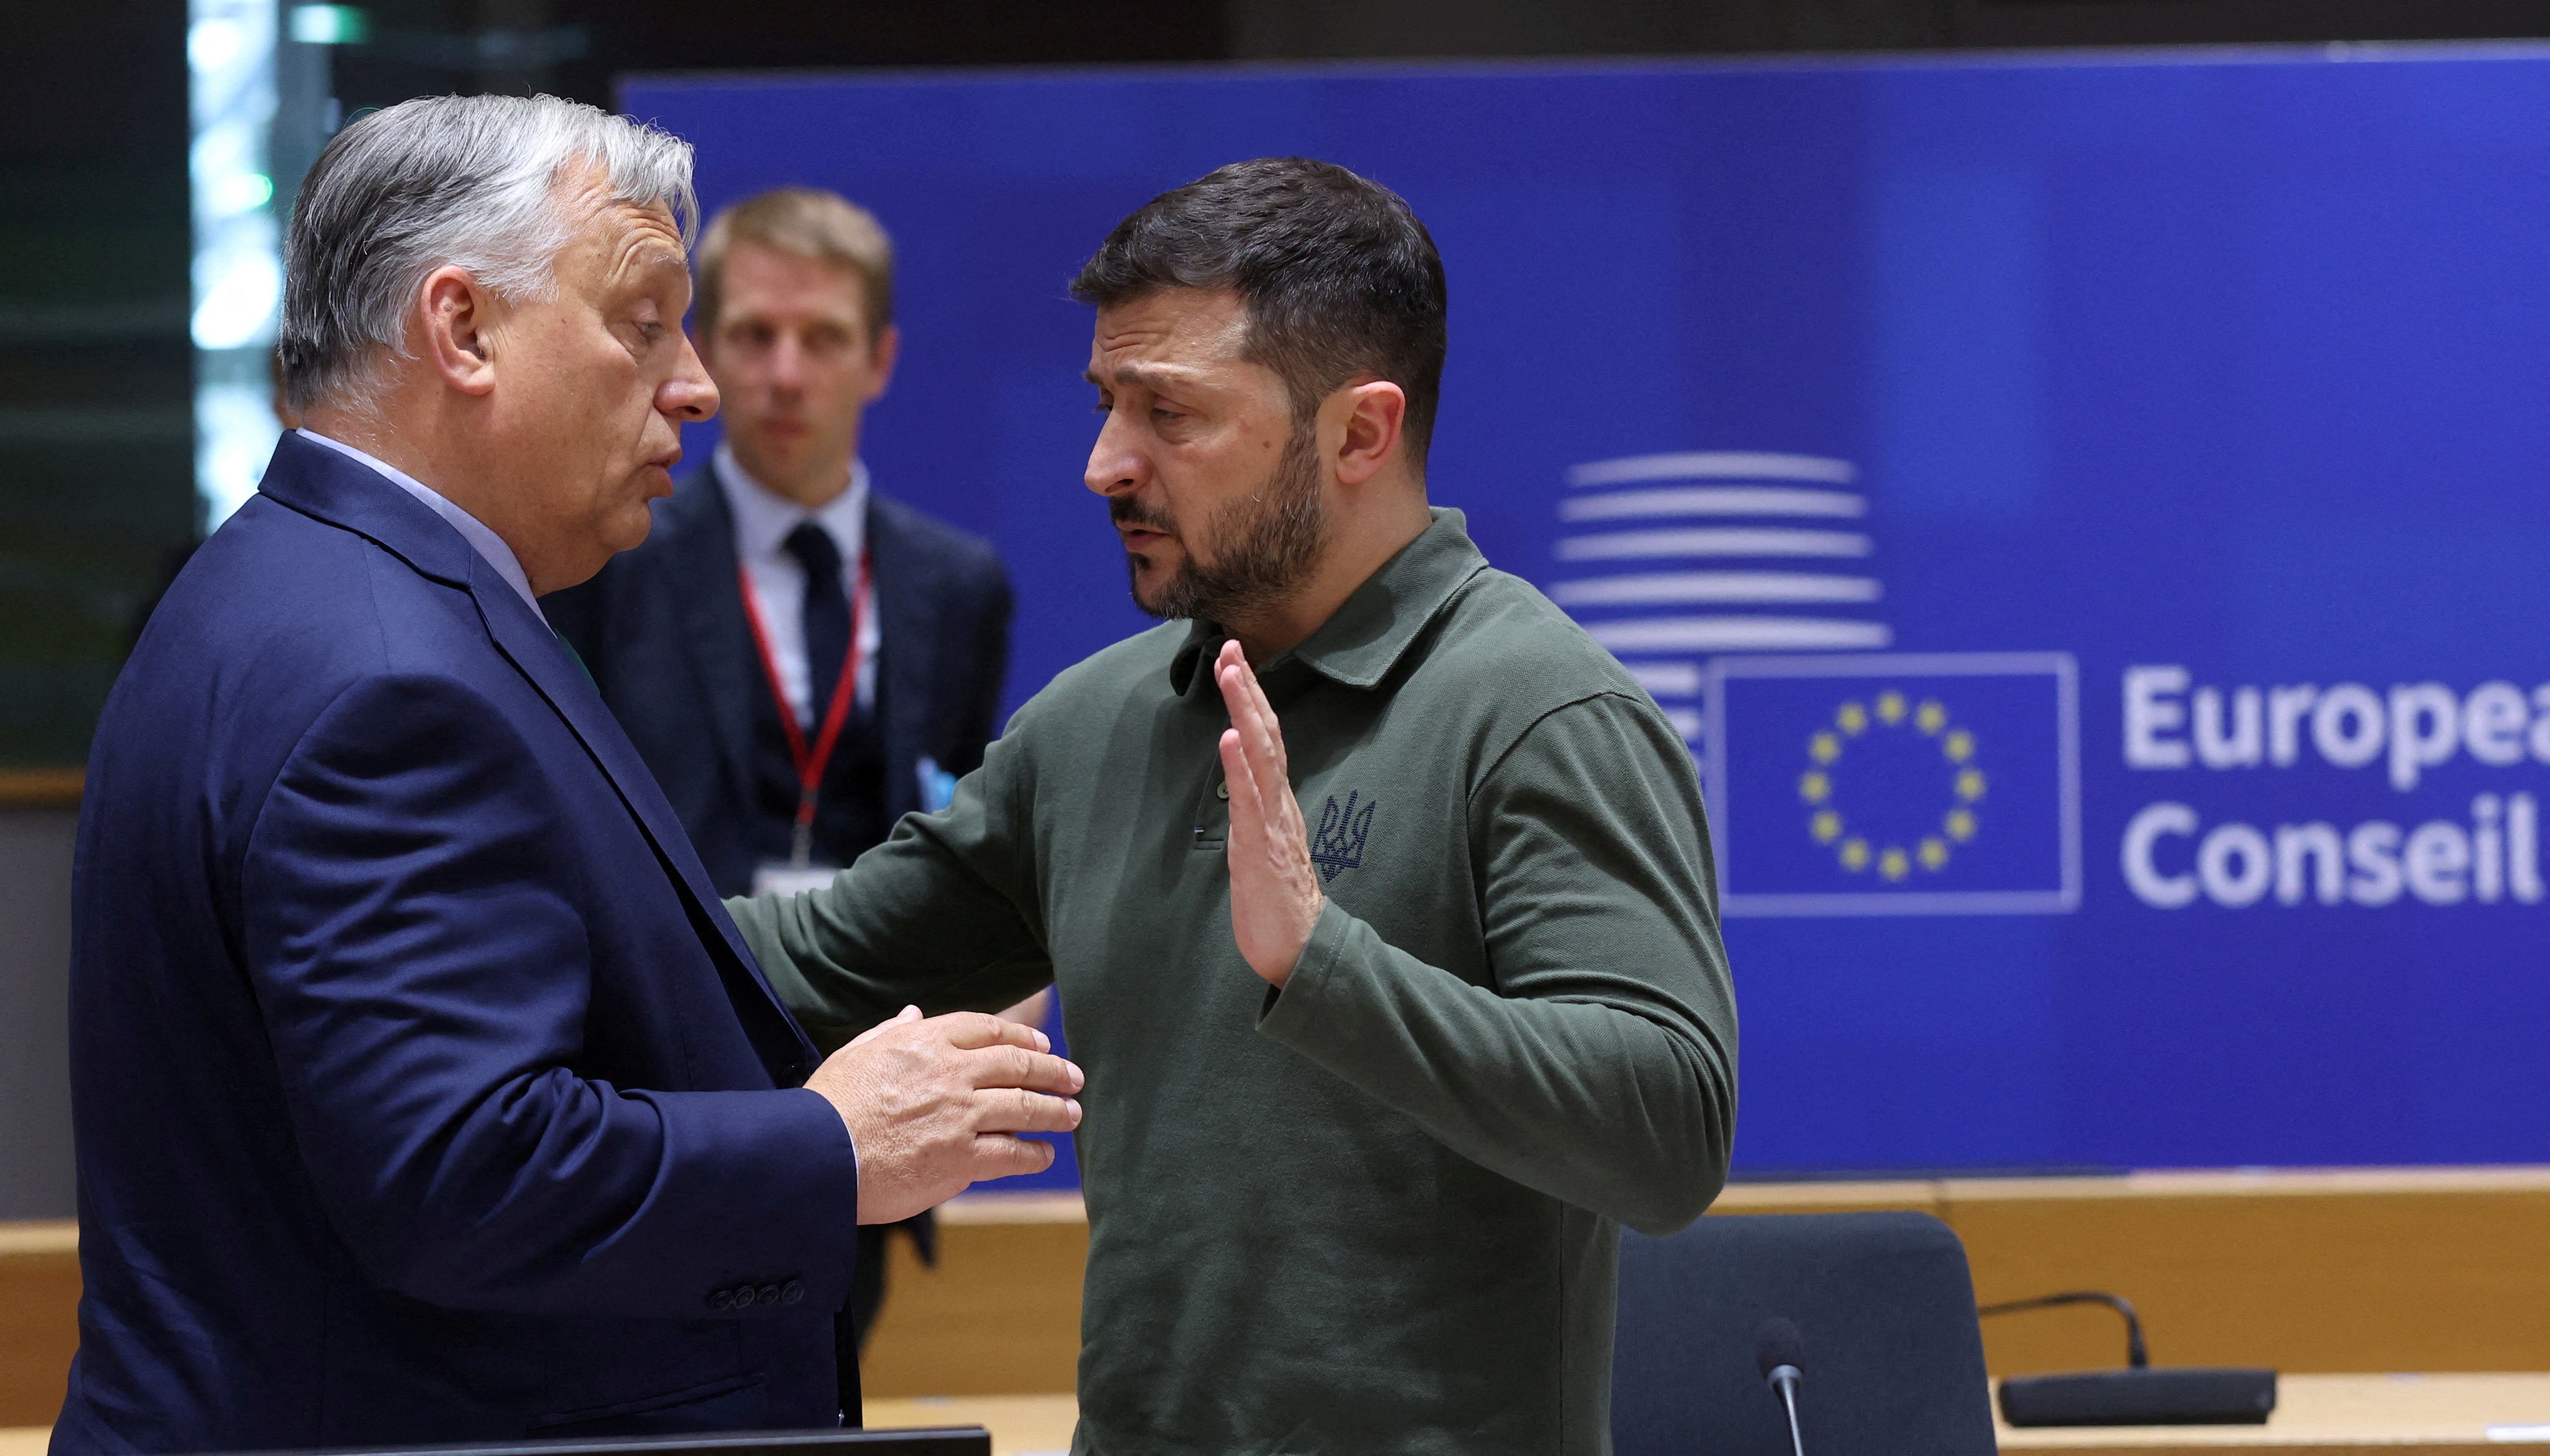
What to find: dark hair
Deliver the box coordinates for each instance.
[1070,156,1449,467]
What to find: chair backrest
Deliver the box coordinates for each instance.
[1611,1210,1997,1456]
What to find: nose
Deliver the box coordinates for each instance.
[1085,405,1146,499]
[662,328,719,423]
[768,331,805,393]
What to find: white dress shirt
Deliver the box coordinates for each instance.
[295,429,540,616]
[715,444,880,729]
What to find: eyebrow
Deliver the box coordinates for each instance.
[634,246,690,277]
[1086,363,1199,393]
[609,231,689,279]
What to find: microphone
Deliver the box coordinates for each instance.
[1981,1290,2276,1426]
[1753,1317,1806,1456]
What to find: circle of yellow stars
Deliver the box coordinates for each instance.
[1796,689,1986,883]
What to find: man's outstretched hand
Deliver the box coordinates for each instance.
[803,1006,1084,1225]
[1214,640,1325,987]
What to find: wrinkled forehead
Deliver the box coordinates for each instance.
[1087,286,1252,379]
[554,163,691,283]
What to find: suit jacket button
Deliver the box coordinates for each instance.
[757,1283,783,1307]
[782,1280,806,1305]
[708,1288,734,1311]
[730,1285,757,1309]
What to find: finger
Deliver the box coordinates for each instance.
[971,1086,1084,1135]
[1213,655,1260,749]
[1210,642,1245,726]
[845,1003,923,1049]
[1219,727,1265,842]
[1228,651,1280,755]
[965,1044,1084,1095]
[1219,687,1300,861]
[1240,651,1281,748]
[1251,683,1309,845]
[1214,653,1273,749]
[966,1133,1060,1181]
[934,1010,1050,1053]
[1225,663,1290,806]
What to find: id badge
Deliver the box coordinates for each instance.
[752,862,841,898]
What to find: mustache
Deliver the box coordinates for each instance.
[1109,497,1179,538]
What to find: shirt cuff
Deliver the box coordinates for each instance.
[1255,897,1362,1045]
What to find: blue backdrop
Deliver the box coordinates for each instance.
[625,47,2550,1176]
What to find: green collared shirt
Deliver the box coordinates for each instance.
[731,508,1737,1455]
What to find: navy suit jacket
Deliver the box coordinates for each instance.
[543,468,1011,898]
[56,433,863,1454]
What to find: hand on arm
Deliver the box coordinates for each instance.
[803,1007,1084,1224]
[1213,640,1325,987]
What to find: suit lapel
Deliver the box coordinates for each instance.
[260,435,817,1082]
[663,475,760,814]
[867,497,934,822]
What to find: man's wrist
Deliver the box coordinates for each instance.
[1256,891,1327,987]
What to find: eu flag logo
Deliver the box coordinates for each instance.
[1704,653,2080,916]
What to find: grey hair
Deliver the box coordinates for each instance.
[278,93,697,414]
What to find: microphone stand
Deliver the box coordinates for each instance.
[1766,1363,1805,1456]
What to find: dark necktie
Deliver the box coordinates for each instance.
[784,521,851,726]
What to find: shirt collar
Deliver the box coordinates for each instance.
[294,428,539,613]
[714,444,870,564]
[1171,507,1489,697]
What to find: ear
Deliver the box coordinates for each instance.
[417,264,499,398]
[1331,378,1406,487]
[866,323,903,401]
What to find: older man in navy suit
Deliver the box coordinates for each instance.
[543,190,1030,1371]
[56,96,1081,1454]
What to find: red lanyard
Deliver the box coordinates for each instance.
[737,551,872,867]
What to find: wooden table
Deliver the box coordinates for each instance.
[871,1376,2550,1455]
[865,1396,1076,1456]
[874,1377,2550,1453]
[7,1375,2547,1454]
[874,1377,2550,1454]
[1996,1373,2550,1453]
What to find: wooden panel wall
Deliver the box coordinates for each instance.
[1696,1169,2550,1376]
[1948,1171,2550,1375]
[857,1170,2550,1397]
[0,1223,76,1428]
[9,1170,2549,1421]
[860,1194,1087,1398]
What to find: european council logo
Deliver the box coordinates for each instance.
[1704,653,2081,916]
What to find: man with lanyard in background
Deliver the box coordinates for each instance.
[546,187,1026,1389]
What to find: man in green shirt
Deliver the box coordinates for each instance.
[732,156,1737,1454]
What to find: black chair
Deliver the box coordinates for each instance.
[1612,1210,1997,1456]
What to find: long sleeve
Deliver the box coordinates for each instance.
[241,673,861,1319]
[727,715,1054,1053]
[1256,691,1737,1236]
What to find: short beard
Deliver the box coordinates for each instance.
[1121,422,1328,627]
